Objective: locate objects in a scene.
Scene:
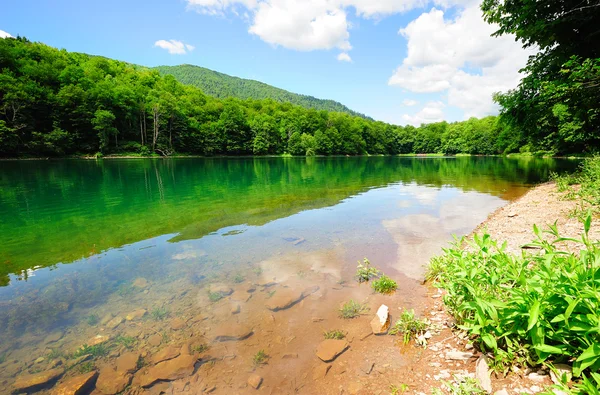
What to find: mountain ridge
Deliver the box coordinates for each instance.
[154,64,369,119]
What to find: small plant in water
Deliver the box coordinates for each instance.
[390,383,409,394]
[136,356,147,369]
[117,284,135,297]
[0,352,7,364]
[151,307,168,321]
[323,330,346,340]
[233,273,245,283]
[47,349,65,360]
[389,309,428,344]
[252,350,269,367]
[355,258,380,283]
[73,343,110,359]
[86,314,100,326]
[371,274,398,294]
[192,344,209,353]
[114,335,136,349]
[253,266,263,276]
[208,291,224,302]
[338,300,370,319]
[76,361,95,374]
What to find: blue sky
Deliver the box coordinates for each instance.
[0,0,531,125]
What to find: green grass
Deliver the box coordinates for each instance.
[233,273,245,283]
[47,349,65,360]
[389,309,428,344]
[73,343,110,359]
[355,258,380,283]
[371,274,398,294]
[150,307,168,321]
[553,156,600,209]
[429,213,600,392]
[323,330,346,340]
[433,376,487,395]
[252,350,269,367]
[208,291,224,302]
[192,344,209,353]
[76,361,95,374]
[338,300,370,319]
[390,384,409,394]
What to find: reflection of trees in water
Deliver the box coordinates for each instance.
[0,157,578,282]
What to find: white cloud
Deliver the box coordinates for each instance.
[389,4,534,118]
[337,52,352,62]
[0,30,13,39]
[402,101,445,126]
[402,99,418,106]
[154,39,195,55]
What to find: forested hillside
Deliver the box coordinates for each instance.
[0,37,535,157]
[154,64,367,118]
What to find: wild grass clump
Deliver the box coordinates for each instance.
[431,376,487,395]
[114,335,136,349]
[338,300,369,319]
[430,214,600,391]
[355,258,380,283]
[323,330,346,340]
[371,274,398,294]
[208,291,224,302]
[233,273,245,283]
[150,307,168,321]
[252,350,269,367]
[73,343,110,359]
[389,309,428,344]
[553,156,600,208]
[86,314,99,326]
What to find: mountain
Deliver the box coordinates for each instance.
[154,64,368,118]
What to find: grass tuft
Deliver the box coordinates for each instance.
[371,274,398,294]
[389,309,428,344]
[323,330,346,340]
[355,258,380,283]
[252,349,269,367]
[338,300,369,319]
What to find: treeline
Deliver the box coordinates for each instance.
[154,64,367,118]
[2,37,513,157]
[483,0,600,155]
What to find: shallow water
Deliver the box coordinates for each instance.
[0,156,577,393]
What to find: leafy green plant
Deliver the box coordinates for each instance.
[442,376,487,395]
[389,309,428,344]
[338,300,369,319]
[151,307,168,321]
[390,384,409,394]
[86,314,99,326]
[355,258,380,283]
[266,290,276,299]
[192,344,209,353]
[430,214,600,390]
[323,330,346,340]
[233,273,245,283]
[208,291,224,302]
[252,350,269,367]
[371,274,398,294]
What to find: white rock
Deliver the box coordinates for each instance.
[445,350,474,361]
[528,372,547,382]
[494,390,509,395]
[370,305,390,335]
[475,355,492,394]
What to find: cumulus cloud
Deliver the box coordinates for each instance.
[337,52,352,62]
[402,99,418,106]
[0,30,13,39]
[154,39,195,55]
[389,4,534,118]
[402,101,445,126]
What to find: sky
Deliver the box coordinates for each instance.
[0,0,533,126]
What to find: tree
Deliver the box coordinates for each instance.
[92,109,117,152]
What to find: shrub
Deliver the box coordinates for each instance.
[371,274,398,294]
[430,214,600,385]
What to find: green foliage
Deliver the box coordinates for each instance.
[232,273,245,283]
[338,300,369,319]
[208,291,224,302]
[0,37,514,158]
[355,258,380,283]
[390,384,409,394]
[371,274,398,294]
[0,352,6,364]
[441,376,487,395]
[86,313,99,326]
[554,156,600,208]
[47,349,65,360]
[76,361,95,374]
[431,215,600,383]
[389,309,428,344]
[252,349,269,367]
[192,344,209,353]
[323,330,346,340]
[150,307,168,321]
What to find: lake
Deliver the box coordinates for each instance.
[0,156,576,394]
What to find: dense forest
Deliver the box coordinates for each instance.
[154,64,367,118]
[483,0,600,154]
[0,32,596,158]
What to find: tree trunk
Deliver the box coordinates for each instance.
[152,104,160,151]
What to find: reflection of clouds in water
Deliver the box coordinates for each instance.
[256,248,345,285]
[171,245,207,261]
[384,191,506,280]
[399,183,440,206]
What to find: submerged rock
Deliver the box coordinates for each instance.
[125,309,147,321]
[316,339,349,362]
[265,286,319,311]
[105,316,124,330]
[209,283,233,296]
[51,371,97,395]
[213,327,253,342]
[170,317,186,330]
[14,368,64,392]
[138,354,197,387]
[312,364,331,380]
[116,352,140,374]
[370,304,390,335]
[147,334,162,347]
[44,331,64,344]
[247,374,263,389]
[87,334,110,346]
[132,278,149,288]
[151,346,180,364]
[96,368,132,395]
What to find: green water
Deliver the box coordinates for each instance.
[0,156,575,287]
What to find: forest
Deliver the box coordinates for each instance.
[0,33,596,157]
[154,64,367,118]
